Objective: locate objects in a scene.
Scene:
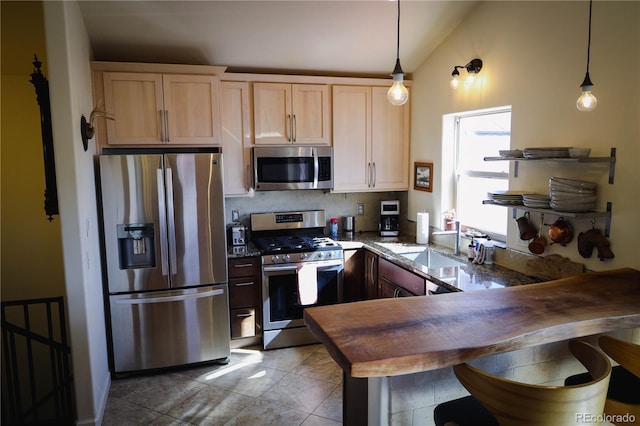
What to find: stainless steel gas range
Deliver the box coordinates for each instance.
[250,210,344,350]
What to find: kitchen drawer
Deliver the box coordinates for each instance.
[230,308,258,339]
[229,277,260,308]
[378,257,425,296]
[228,257,260,278]
[379,276,416,298]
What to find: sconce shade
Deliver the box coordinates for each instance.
[450,58,482,90]
[450,68,461,89]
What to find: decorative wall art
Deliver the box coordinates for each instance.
[29,55,59,221]
[414,162,433,192]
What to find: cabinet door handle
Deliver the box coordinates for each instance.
[287,114,292,142]
[234,281,255,287]
[235,313,253,318]
[246,164,252,191]
[292,114,297,142]
[232,263,255,268]
[164,110,170,143]
[159,110,165,142]
[372,162,376,187]
[368,163,372,188]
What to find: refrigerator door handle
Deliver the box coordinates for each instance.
[165,167,178,276]
[157,168,170,276]
[112,288,225,305]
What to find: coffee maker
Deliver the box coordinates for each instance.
[379,200,400,236]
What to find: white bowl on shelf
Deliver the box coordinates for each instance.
[568,148,591,158]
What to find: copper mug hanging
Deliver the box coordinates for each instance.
[516,211,537,240]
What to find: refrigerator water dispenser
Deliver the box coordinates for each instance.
[117,224,155,269]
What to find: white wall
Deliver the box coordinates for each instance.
[409,1,640,271]
[43,2,110,424]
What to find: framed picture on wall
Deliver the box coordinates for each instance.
[414,162,433,192]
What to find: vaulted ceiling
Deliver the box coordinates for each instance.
[79,0,478,77]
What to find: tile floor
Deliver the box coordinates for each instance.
[102,344,343,425]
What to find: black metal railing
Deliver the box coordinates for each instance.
[1,296,74,425]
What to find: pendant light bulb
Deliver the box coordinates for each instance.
[577,85,597,112]
[388,0,408,106]
[388,60,409,106]
[577,0,597,112]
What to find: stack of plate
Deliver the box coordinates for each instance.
[523,193,551,208]
[549,177,597,212]
[487,190,526,205]
[523,147,571,159]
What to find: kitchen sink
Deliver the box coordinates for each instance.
[402,251,465,269]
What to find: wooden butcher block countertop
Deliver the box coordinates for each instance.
[304,268,640,378]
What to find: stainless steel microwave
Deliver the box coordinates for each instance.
[253,146,333,191]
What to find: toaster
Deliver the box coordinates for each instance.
[229,224,246,246]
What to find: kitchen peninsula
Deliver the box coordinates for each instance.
[304,268,640,425]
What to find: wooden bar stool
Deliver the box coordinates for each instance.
[598,336,639,424]
[565,336,640,424]
[434,340,611,426]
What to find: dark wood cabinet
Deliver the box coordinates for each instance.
[364,250,378,300]
[378,257,426,297]
[228,256,262,346]
[343,249,365,302]
[378,276,416,298]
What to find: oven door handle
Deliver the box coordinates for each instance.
[263,261,344,273]
[263,265,299,272]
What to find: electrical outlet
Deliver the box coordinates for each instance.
[357,203,364,215]
[232,209,240,222]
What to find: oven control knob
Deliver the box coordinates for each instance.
[271,255,280,263]
[300,253,308,260]
[283,254,291,263]
[326,252,332,258]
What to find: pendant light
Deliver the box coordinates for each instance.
[387,0,409,106]
[577,0,597,111]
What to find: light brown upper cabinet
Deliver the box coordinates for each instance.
[253,83,330,145]
[220,81,253,196]
[102,72,221,146]
[332,85,409,192]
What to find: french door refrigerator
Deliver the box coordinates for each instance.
[99,152,230,374]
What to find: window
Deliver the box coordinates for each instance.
[454,108,511,240]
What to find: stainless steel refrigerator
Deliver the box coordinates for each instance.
[99,152,230,374]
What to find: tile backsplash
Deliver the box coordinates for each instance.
[225,190,409,234]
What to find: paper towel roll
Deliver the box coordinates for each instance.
[416,212,429,244]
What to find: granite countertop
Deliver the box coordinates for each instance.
[227,232,541,292]
[336,231,541,292]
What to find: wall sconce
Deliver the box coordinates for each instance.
[450,58,483,89]
[80,104,115,151]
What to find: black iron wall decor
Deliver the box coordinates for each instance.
[29,55,59,221]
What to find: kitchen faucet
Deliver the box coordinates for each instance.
[432,221,461,256]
